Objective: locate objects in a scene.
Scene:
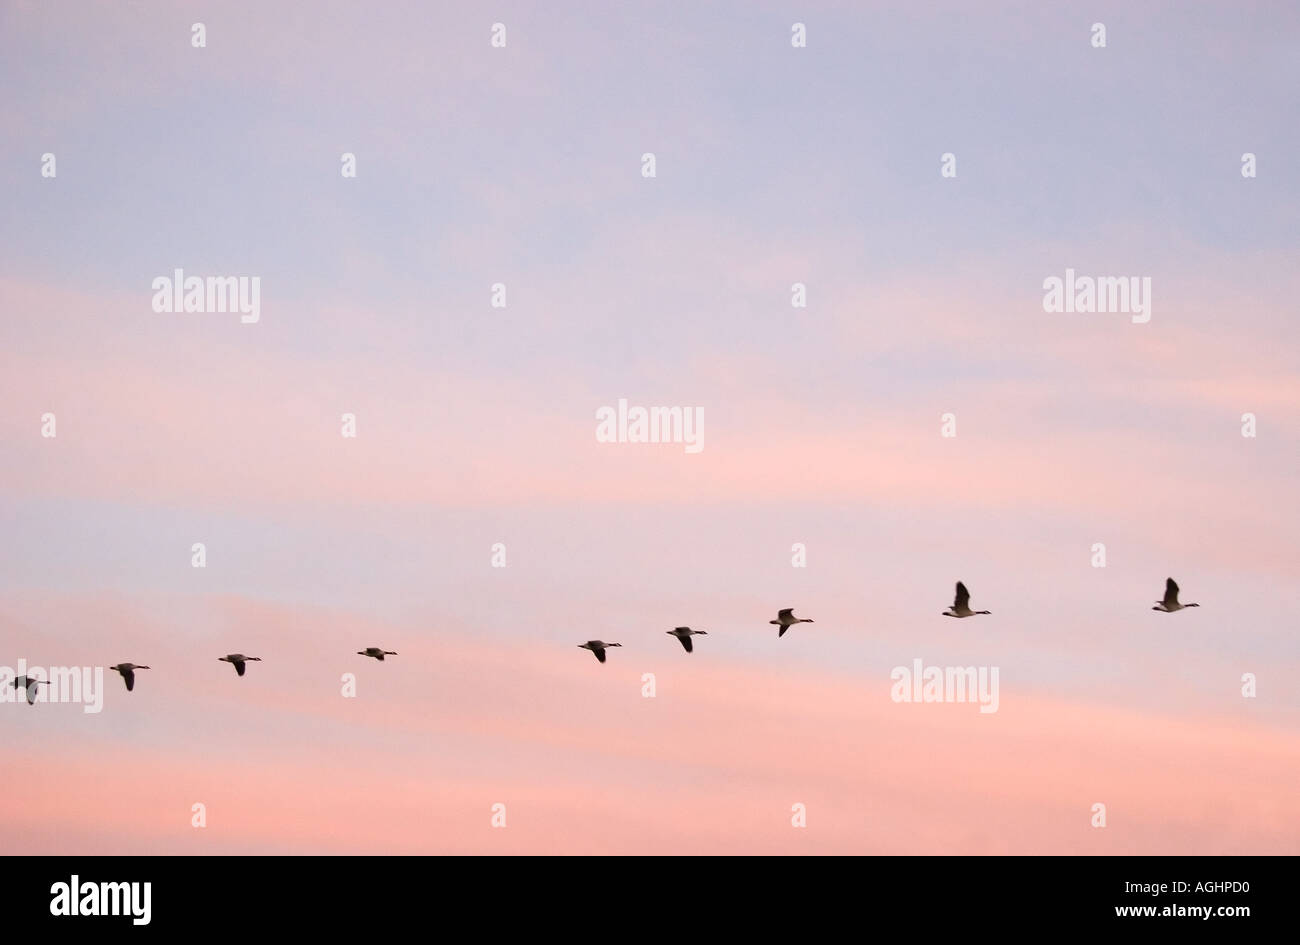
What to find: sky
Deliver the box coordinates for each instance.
[1,1,1297,854]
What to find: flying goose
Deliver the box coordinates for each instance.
[12,675,50,705]
[218,654,262,677]
[357,648,398,661]
[942,581,991,618]
[770,608,814,637]
[1153,577,1199,613]
[578,640,621,664]
[109,663,150,692]
[667,626,708,653]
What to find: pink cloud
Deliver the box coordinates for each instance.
[4,592,1296,854]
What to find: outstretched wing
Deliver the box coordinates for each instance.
[779,624,789,637]
[123,669,135,692]
[593,647,607,664]
[777,608,794,620]
[954,582,970,608]
[234,660,246,677]
[1164,577,1179,605]
[679,635,693,653]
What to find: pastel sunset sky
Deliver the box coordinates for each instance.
[1,1,1297,854]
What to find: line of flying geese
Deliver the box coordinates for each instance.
[10,577,1200,701]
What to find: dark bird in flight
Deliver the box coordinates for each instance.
[12,675,50,705]
[357,648,398,661]
[942,581,991,618]
[1152,577,1199,613]
[667,626,708,653]
[770,608,814,637]
[109,663,150,692]
[218,654,262,676]
[578,641,621,664]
